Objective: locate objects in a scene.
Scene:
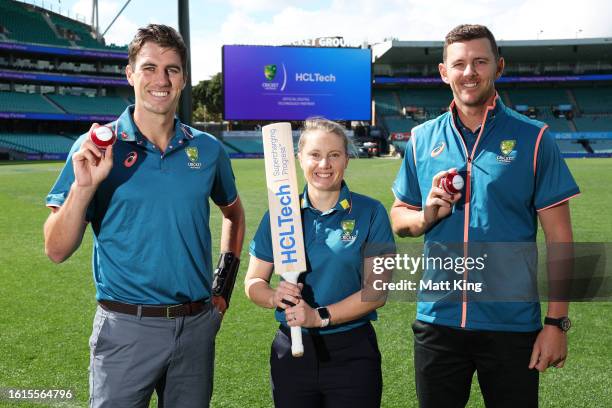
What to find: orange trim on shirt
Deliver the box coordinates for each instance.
[533,125,549,176]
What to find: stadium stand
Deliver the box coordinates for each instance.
[573,116,612,132]
[223,138,265,154]
[0,1,70,47]
[0,133,75,153]
[539,110,575,132]
[47,95,130,116]
[505,87,571,107]
[555,140,587,154]
[398,88,452,110]
[1,5,610,160]
[589,140,612,153]
[0,91,63,114]
[0,1,132,160]
[375,90,401,115]
[48,13,105,49]
[385,117,418,133]
[373,38,612,158]
[571,87,612,114]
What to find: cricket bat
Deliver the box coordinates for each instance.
[261,122,307,357]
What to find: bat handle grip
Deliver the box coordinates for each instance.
[282,271,305,357]
[290,326,304,357]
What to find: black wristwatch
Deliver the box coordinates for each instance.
[544,316,571,332]
[316,307,331,328]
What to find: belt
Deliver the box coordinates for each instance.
[99,299,210,319]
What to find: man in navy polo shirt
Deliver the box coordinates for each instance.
[44,24,245,408]
[391,24,579,407]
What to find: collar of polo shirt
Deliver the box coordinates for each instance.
[300,181,352,215]
[113,105,194,144]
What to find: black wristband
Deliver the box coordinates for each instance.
[212,252,240,308]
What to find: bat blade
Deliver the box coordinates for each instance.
[262,122,306,357]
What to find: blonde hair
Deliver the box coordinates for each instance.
[298,117,348,154]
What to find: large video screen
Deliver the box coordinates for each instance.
[223,45,371,121]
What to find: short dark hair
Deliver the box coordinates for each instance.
[443,24,499,62]
[128,24,188,74]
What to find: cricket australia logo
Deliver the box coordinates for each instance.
[341,219,357,242]
[185,147,202,169]
[264,64,277,81]
[496,140,516,164]
[262,63,287,91]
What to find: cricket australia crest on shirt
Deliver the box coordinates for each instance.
[185,147,202,169]
[341,219,357,242]
[497,140,516,164]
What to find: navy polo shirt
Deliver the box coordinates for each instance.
[46,106,238,305]
[393,96,580,331]
[250,182,395,334]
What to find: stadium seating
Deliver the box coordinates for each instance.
[48,13,106,49]
[573,116,612,132]
[538,110,575,132]
[398,88,452,109]
[385,117,418,133]
[589,140,612,153]
[223,138,264,154]
[506,88,570,107]
[555,140,587,154]
[0,91,63,114]
[0,1,70,47]
[375,90,401,115]
[571,87,612,114]
[47,95,129,115]
[0,133,75,153]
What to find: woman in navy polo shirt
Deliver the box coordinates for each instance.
[245,118,395,408]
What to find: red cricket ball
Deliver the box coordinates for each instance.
[89,123,116,149]
[439,171,464,194]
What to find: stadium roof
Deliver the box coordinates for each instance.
[373,37,612,64]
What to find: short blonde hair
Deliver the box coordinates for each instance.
[298,117,348,154]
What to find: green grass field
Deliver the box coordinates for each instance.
[0,158,611,407]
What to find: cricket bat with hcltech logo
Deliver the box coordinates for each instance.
[261,122,307,358]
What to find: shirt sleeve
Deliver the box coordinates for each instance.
[210,145,238,207]
[249,211,274,263]
[365,202,396,256]
[45,135,96,221]
[392,135,422,208]
[534,130,580,211]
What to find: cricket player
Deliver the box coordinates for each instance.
[245,118,395,408]
[44,24,245,408]
[390,24,579,407]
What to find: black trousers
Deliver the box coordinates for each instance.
[270,323,382,408]
[413,320,540,408]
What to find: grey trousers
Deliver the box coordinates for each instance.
[88,303,222,408]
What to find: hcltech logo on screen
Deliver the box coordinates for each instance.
[295,73,336,82]
[262,63,287,91]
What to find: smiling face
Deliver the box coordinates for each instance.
[439,38,504,110]
[126,41,186,119]
[298,130,348,193]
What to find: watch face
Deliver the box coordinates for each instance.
[318,307,330,320]
[561,318,571,332]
